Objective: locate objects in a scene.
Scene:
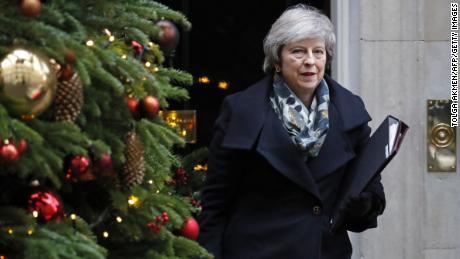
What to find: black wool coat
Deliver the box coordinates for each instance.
[198,75,386,259]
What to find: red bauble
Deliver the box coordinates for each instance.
[70,155,91,174]
[131,41,144,56]
[15,139,28,155]
[66,155,94,181]
[93,153,113,176]
[180,218,199,240]
[142,96,160,118]
[147,222,161,233]
[126,96,140,119]
[155,20,180,55]
[28,190,63,221]
[20,0,41,18]
[1,143,19,163]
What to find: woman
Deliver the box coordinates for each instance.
[198,4,385,259]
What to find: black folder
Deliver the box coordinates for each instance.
[330,115,409,232]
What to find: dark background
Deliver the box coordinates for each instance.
[158,0,329,148]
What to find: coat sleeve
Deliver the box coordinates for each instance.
[198,96,241,258]
[345,120,386,233]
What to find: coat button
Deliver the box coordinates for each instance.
[312,206,322,215]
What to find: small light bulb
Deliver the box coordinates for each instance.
[109,35,115,42]
[70,214,76,220]
[153,66,159,72]
[104,28,112,36]
[198,76,210,84]
[116,216,123,223]
[103,231,109,238]
[148,180,153,185]
[32,211,39,218]
[86,40,95,47]
[145,61,151,68]
[122,54,127,59]
[27,229,33,235]
[128,195,139,206]
[7,228,13,235]
[218,81,229,90]
[156,190,160,194]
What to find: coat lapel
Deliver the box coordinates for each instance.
[306,102,355,181]
[256,105,321,201]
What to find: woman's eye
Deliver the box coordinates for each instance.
[292,49,305,57]
[314,49,325,54]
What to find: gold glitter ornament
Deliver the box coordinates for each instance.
[0,49,57,118]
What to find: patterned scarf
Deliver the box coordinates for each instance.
[269,74,330,158]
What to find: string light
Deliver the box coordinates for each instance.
[109,35,115,42]
[153,66,159,72]
[145,61,151,68]
[70,214,77,220]
[86,40,95,47]
[103,28,112,36]
[122,54,127,59]
[7,228,13,235]
[32,210,39,218]
[194,164,208,171]
[116,216,123,223]
[128,195,139,207]
[103,231,109,238]
[218,81,229,90]
[156,190,160,194]
[148,179,153,185]
[27,229,33,235]
[198,76,210,84]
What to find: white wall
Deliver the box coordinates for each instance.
[332,0,460,258]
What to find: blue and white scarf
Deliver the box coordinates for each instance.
[269,74,330,158]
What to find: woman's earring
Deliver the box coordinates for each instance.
[275,66,281,73]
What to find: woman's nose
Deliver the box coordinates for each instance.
[304,53,315,65]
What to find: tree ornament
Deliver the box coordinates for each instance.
[174,167,187,185]
[155,19,180,56]
[141,96,160,118]
[0,49,57,118]
[27,190,63,221]
[20,0,42,18]
[0,143,19,163]
[180,217,199,240]
[66,155,94,181]
[131,41,144,56]
[121,131,145,187]
[147,222,161,233]
[125,96,140,119]
[93,153,113,177]
[53,71,83,122]
[15,139,28,155]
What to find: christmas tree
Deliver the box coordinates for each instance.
[0,0,211,258]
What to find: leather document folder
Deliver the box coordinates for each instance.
[330,115,409,232]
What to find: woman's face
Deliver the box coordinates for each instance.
[278,38,327,100]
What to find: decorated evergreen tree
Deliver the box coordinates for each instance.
[0,1,211,258]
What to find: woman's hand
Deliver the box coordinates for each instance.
[340,192,374,222]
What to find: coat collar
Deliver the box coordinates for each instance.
[221,75,371,201]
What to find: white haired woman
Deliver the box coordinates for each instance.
[198,4,385,259]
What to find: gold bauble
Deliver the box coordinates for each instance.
[0,48,57,118]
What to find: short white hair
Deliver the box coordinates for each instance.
[262,4,336,74]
